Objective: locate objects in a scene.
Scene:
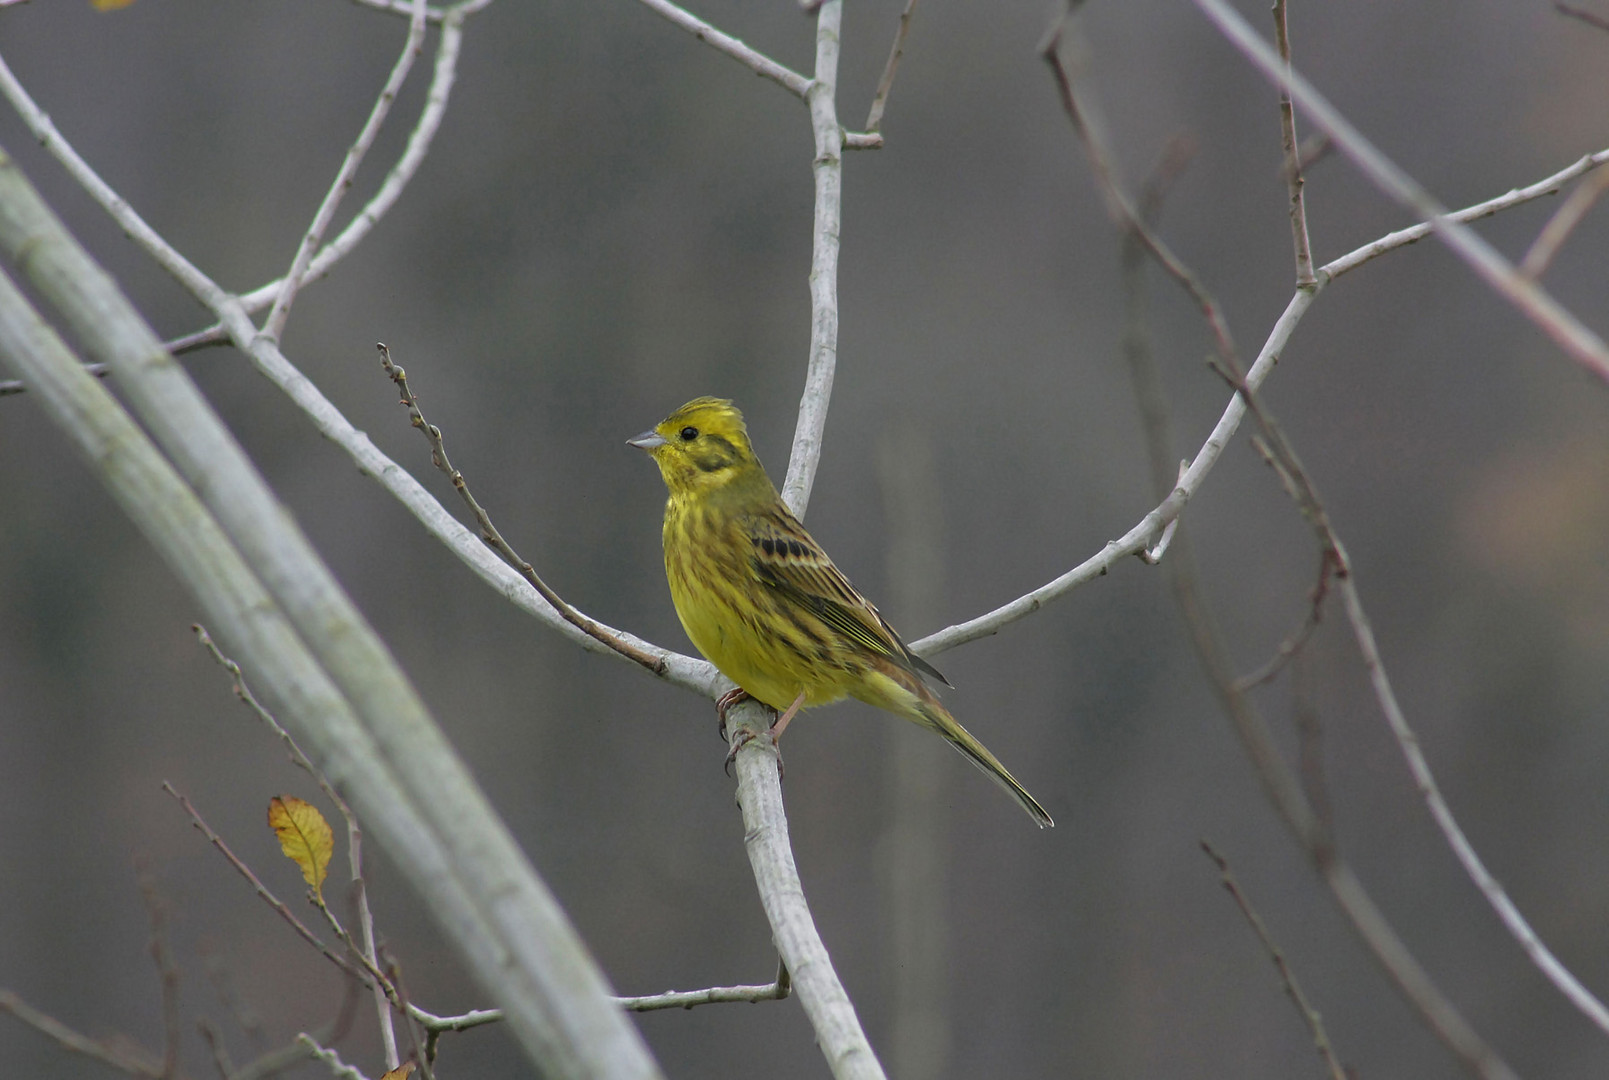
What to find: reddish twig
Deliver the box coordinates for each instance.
[376,345,668,674]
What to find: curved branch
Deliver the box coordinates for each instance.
[911,137,1609,658]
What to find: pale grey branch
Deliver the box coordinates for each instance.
[634,0,811,98]
[781,0,846,518]
[1193,0,1609,385]
[263,0,428,341]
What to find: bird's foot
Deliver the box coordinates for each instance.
[723,726,756,778]
[715,687,751,742]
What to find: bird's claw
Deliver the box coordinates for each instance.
[715,687,751,742]
[723,727,755,777]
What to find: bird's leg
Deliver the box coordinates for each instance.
[715,687,751,742]
[769,690,807,744]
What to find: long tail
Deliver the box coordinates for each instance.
[915,698,1054,829]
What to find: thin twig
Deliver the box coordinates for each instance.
[380,951,434,1080]
[1041,6,1240,368]
[1201,841,1349,1080]
[377,345,668,673]
[228,1038,321,1080]
[0,360,106,397]
[1324,147,1609,280]
[1230,547,1336,692]
[0,989,164,1078]
[167,1,477,355]
[135,860,183,1080]
[1291,652,1334,841]
[632,0,810,98]
[1272,0,1316,286]
[263,0,428,341]
[1518,163,1609,279]
[1210,347,1609,1039]
[199,930,268,1051]
[195,1018,237,1080]
[1085,24,1522,1070]
[192,624,399,1066]
[1555,1,1609,33]
[1193,0,1609,385]
[297,1035,373,1080]
[864,0,921,132]
[913,141,1609,657]
[163,784,366,984]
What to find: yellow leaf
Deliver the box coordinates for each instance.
[91,0,138,9]
[380,1065,417,1080]
[267,796,334,901]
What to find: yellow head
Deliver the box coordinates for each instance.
[628,397,774,500]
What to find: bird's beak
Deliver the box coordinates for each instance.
[627,429,669,450]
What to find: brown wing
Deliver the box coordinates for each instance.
[745,504,952,688]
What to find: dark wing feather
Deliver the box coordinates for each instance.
[745,505,952,688]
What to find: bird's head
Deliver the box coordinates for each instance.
[628,396,773,500]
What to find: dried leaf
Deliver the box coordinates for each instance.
[91,0,138,9]
[267,796,333,901]
[380,1065,417,1080]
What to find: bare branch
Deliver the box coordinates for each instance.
[378,345,668,673]
[170,0,477,355]
[914,138,1609,656]
[193,623,400,1065]
[1518,163,1609,279]
[297,1035,374,1080]
[1041,9,1240,367]
[1193,0,1609,385]
[263,0,428,341]
[1230,547,1335,693]
[725,703,888,1079]
[864,0,922,132]
[781,0,848,518]
[633,0,810,98]
[1325,147,1609,280]
[1208,348,1609,1042]
[0,989,164,1078]
[1272,0,1316,286]
[135,861,183,1080]
[164,784,368,984]
[1555,1,1609,34]
[1202,841,1348,1080]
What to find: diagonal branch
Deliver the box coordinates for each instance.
[262,0,428,341]
[633,0,810,98]
[864,0,921,133]
[377,345,668,673]
[167,0,477,355]
[1193,0,1609,386]
[912,137,1609,657]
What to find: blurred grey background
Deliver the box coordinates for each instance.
[3,0,1609,1076]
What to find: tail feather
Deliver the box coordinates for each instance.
[917,699,1054,829]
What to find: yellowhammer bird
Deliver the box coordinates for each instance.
[629,396,1053,829]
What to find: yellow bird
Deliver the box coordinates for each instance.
[629,396,1053,828]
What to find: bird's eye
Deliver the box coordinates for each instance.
[679,426,699,441]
